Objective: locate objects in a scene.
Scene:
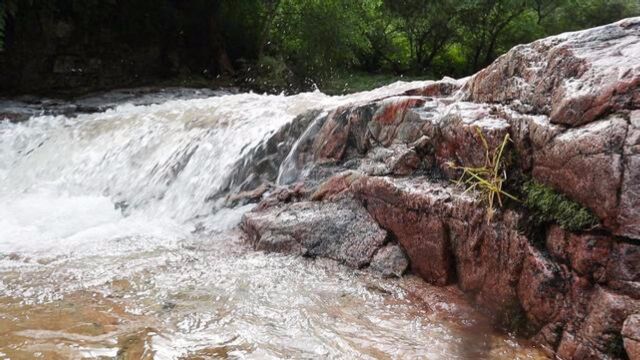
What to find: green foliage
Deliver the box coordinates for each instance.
[0,0,18,50]
[522,181,599,231]
[1,0,638,91]
[448,129,518,222]
[269,0,368,80]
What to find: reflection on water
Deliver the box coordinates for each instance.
[0,232,546,359]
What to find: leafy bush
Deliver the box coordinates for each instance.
[522,181,599,231]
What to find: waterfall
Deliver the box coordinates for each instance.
[0,82,432,255]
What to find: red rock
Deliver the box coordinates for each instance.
[312,107,351,162]
[231,18,640,360]
[384,145,421,175]
[618,110,640,238]
[350,175,529,311]
[518,245,566,328]
[567,233,611,282]
[402,77,463,97]
[351,176,456,285]
[368,97,426,146]
[466,18,640,127]
[584,288,639,356]
[449,210,529,311]
[532,115,627,226]
[547,226,612,282]
[435,103,510,173]
[546,225,569,260]
[606,242,640,298]
[623,315,640,360]
[310,171,362,201]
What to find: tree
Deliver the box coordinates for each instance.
[456,0,529,72]
[0,0,19,50]
[269,0,365,78]
[384,0,459,73]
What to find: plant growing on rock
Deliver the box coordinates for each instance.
[447,128,518,221]
[522,180,599,231]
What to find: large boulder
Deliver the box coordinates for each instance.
[241,197,387,268]
[466,17,640,127]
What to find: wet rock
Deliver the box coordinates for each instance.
[231,18,640,359]
[384,145,421,175]
[222,110,321,194]
[619,110,640,238]
[434,102,510,174]
[449,210,530,312]
[367,97,427,146]
[313,107,352,162]
[558,287,640,360]
[355,144,422,176]
[370,243,409,278]
[241,198,386,268]
[623,315,640,360]
[310,171,363,201]
[607,242,640,299]
[350,175,530,310]
[351,176,458,286]
[466,17,640,127]
[225,183,272,207]
[253,183,308,211]
[532,115,627,228]
[518,246,566,329]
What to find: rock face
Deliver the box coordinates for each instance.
[624,315,640,360]
[238,18,640,360]
[466,17,640,127]
[370,243,409,278]
[241,198,388,269]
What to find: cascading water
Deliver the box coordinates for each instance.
[0,87,546,359]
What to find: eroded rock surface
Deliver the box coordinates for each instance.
[466,17,640,127]
[241,198,386,268]
[370,243,409,278]
[236,17,640,360]
[624,315,640,360]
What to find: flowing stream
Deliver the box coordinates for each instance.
[0,87,547,359]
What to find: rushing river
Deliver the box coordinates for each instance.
[0,87,547,359]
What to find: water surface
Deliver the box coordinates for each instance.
[0,86,547,359]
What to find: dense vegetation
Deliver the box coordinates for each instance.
[0,0,638,94]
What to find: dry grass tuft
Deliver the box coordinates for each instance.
[447,128,518,221]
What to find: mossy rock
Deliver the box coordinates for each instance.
[522,181,599,232]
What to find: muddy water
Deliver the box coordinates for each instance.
[0,87,548,359]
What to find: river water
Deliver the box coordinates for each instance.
[0,87,547,359]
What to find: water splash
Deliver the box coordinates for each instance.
[0,84,547,359]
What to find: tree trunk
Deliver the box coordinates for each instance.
[208,1,234,75]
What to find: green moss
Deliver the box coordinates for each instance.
[522,181,599,231]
